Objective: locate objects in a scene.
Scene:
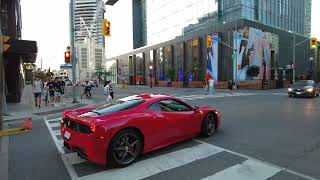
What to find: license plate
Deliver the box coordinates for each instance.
[296,92,302,95]
[64,131,71,139]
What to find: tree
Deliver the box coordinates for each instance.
[166,67,176,81]
[94,67,104,84]
[246,65,260,77]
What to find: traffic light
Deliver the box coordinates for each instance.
[207,35,212,48]
[103,19,111,36]
[64,51,71,63]
[310,38,318,49]
[1,35,11,52]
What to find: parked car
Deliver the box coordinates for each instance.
[61,94,221,167]
[288,80,320,98]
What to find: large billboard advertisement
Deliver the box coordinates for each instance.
[234,27,271,80]
[207,33,219,81]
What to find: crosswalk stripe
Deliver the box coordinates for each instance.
[62,152,87,165]
[79,143,223,180]
[201,159,281,180]
[44,117,65,154]
[51,122,61,128]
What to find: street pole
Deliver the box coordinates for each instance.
[292,32,296,83]
[0,32,3,130]
[70,0,78,103]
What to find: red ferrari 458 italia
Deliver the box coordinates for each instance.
[61,94,221,167]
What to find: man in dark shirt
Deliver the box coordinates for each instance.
[53,78,62,107]
[46,78,54,106]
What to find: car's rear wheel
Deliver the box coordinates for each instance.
[288,94,292,98]
[201,112,217,137]
[108,129,142,167]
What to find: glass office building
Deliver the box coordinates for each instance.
[105,0,314,87]
[146,0,218,46]
[219,0,311,37]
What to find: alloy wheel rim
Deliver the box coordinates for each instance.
[206,114,215,135]
[113,133,140,165]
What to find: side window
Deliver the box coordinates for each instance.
[159,99,192,112]
[148,102,161,111]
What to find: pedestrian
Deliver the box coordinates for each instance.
[104,81,112,103]
[46,77,55,106]
[208,78,215,95]
[203,79,209,95]
[53,77,62,107]
[59,77,66,105]
[43,78,50,106]
[136,75,141,86]
[228,80,234,94]
[109,81,114,99]
[33,76,43,108]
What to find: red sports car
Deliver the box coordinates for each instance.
[61,94,221,167]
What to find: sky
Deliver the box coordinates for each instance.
[21,0,320,71]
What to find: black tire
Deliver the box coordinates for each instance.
[288,95,292,98]
[108,129,142,167]
[201,112,217,137]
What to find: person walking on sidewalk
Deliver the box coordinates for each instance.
[46,78,55,106]
[33,76,43,108]
[208,78,215,95]
[109,81,114,99]
[53,77,62,107]
[203,79,209,95]
[104,81,112,103]
[228,80,235,94]
[136,75,141,87]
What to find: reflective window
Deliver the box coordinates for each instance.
[90,99,145,115]
[148,99,192,112]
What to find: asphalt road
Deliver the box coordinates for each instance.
[6,86,320,180]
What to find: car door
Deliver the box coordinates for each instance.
[145,102,170,148]
[158,99,198,140]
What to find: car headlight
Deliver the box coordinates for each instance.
[306,88,313,92]
[288,88,293,92]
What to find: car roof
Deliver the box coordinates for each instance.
[118,93,175,102]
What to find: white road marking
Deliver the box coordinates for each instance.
[62,152,87,165]
[44,117,65,154]
[50,122,61,128]
[201,159,280,180]
[79,143,223,180]
[194,139,319,180]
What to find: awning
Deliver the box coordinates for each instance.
[4,39,38,63]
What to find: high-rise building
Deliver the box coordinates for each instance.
[105,0,316,85]
[74,0,106,80]
[218,0,312,37]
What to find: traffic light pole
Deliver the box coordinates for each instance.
[293,33,296,83]
[0,33,3,130]
[70,0,78,103]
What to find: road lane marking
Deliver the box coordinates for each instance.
[44,117,65,154]
[194,139,319,180]
[79,143,223,180]
[63,152,87,165]
[201,159,280,180]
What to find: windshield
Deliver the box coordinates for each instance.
[90,99,145,115]
[293,81,313,86]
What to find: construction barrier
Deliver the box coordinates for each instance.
[0,117,32,137]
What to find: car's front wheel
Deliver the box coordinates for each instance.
[108,129,142,167]
[201,112,217,137]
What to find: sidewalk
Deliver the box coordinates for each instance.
[2,85,93,123]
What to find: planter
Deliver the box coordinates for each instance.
[158,80,168,87]
[188,81,203,88]
[172,81,184,88]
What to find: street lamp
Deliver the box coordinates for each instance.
[149,65,153,88]
[309,57,314,80]
[288,30,296,83]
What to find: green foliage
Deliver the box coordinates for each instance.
[246,65,260,77]
[166,67,176,80]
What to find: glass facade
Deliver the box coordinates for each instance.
[146,0,218,45]
[220,0,312,37]
[135,53,145,84]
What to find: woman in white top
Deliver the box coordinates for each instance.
[33,76,43,108]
